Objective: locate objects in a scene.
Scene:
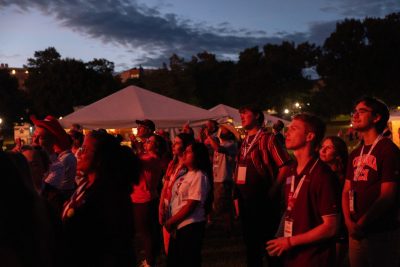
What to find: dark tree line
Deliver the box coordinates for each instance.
[1,12,400,124]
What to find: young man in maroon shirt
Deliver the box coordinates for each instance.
[267,113,339,267]
[342,97,400,267]
[235,105,291,267]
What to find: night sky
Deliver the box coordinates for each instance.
[1,0,399,71]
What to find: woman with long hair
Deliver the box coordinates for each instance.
[319,136,349,267]
[159,133,195,254]
[131,134,166,267]
[165,142,213,267]
[319,136,348,184]
[62,130,140,267]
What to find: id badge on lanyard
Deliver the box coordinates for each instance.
[284,216,294,237]
[236,164,247,184]
[284,159,318,238]
[349,189,355,213]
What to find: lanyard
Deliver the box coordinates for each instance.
[242,129,262,159]
[287,159,319,212]
[353,135,382,182]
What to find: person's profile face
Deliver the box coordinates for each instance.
[240,110,258,130]
[319,139,337,164]
[77,135,97,174]
[172,136,184,156]
[137,125,151,138]
[183,145,195,168]
[285,119,308,150]
[144,136,157,153]
[351,101,378,132]
[32,127,53,151]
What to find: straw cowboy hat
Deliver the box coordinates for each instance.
[219,123,241,140]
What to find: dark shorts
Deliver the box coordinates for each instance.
[213,181,233,215]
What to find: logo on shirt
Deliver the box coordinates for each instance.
[352,154,377,181]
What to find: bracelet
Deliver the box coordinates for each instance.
[286,237,292,249]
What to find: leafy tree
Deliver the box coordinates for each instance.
[0,69,27,126]
[315,12,400,117]
[24,48,121,117]
[26,47,61,68]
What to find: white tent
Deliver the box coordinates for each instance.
[209,104,242,126]
[209,104,290,127]
[60,85,216,129]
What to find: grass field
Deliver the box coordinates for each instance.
[149,218,267,267]
[201,220,248,267]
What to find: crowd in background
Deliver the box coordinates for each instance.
[1,96,399,267]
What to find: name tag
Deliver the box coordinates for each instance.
[349,190,355,213]
[236,165,247,184]
[284,217,293,237]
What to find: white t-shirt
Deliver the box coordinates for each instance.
[169,170,210,229]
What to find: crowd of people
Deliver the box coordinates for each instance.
[1,96,399,267]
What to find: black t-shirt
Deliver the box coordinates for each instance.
[346,138,400,233]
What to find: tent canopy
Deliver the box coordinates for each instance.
[60,85,216,129]
[209,104,242,126]
[209,104,290,127]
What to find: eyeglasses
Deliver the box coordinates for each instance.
[79,146,95,154]
[351,108,373,116]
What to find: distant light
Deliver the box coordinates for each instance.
[306,103,310,106]
[25,70,29,74]
[295,102,300,108]
[132,128,138,135]
[350,123,353,127]
[20,117,23,121]
[11,69,16,75]
[59,116,63,120]
[284,109,290,114]
[0,118,3,124]
[29,126,33,132]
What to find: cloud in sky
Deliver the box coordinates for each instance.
[321,0,399,18]
[1,0,398,67]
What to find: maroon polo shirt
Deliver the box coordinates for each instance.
[283,158,339,267]
[346,138,400,233]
